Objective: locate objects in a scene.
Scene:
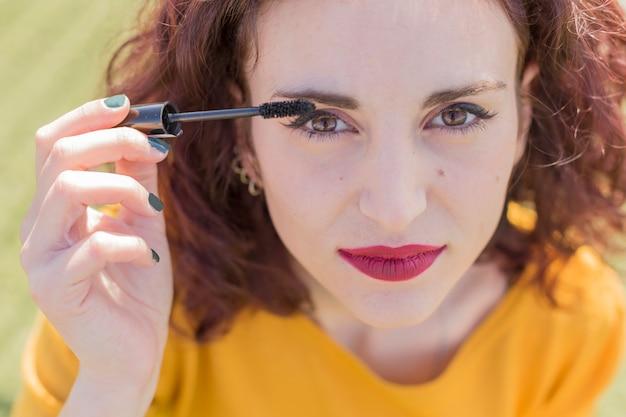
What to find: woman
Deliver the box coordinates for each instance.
[12,0,626,416]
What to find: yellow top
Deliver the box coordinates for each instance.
[9,203,626,417]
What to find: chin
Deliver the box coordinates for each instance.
[344,291,442,329]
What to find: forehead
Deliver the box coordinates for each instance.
[247,0,519,103]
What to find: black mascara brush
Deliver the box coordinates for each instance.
[115,99,316,138]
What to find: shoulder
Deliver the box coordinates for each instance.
[151,303,273,407]
[510,248,626,414]
[507,201,625,326]
[547,245,625,323]
[517,245,626,363]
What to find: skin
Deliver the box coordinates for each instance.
[238,0,539,384]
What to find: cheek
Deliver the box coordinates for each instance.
[436,121,519,237]
[251,122,344,237]
[435,105,519,185]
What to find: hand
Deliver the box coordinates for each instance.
[19,95,174,385]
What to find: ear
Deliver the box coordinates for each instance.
[226,79,264,188]
[226,79,245,105]
[238,145,264,189]
[514,60,540,167]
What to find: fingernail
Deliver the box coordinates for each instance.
[151,248,160,263]
[148,193,164,212]
[148,137,170,154]
[103,94,127,108]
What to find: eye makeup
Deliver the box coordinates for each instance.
[280,102,498,142]
[427,102,498,136]
[281,109,357,141]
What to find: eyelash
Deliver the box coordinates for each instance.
[281,103,498,142]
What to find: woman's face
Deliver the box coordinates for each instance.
[243,0,537,328]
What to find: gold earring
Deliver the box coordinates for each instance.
[231,153,262,196]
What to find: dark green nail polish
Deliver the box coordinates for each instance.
[103,94,127,108]
[148,193,164,212]
[151,248,160,263]
[148,137,170,153]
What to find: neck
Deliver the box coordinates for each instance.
[289,254,510,353]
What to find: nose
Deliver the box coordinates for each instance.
[358,136,429,234]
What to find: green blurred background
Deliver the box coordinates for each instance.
[1,1,625,416]
[0,1,143,415]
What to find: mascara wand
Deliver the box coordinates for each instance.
[115,99,315,139]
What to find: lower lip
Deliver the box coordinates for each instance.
[338,246,446,282]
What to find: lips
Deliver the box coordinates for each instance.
[337,244,447,282]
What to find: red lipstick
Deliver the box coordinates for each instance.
[337,244,447,282]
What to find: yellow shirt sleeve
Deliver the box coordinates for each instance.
[9,311,79,417]
[532,269,626,417]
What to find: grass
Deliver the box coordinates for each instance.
[1,2,626,416]
[0,1,141,415]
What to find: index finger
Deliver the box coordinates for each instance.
[35,95,130,177]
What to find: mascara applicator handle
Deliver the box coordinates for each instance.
[115,101,183,138]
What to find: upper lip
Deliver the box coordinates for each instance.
[338,244,447,259]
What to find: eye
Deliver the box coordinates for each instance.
[426,103,498,135]
[281,110,356,142]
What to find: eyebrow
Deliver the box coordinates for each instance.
[271,80,507,110]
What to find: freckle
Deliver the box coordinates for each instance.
[437,169,445,177]
[339,176,343,181]
[496,175,500,182]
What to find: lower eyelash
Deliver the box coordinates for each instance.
[302,130,340,141]
[300,118,488,142]
[438,118,489,136]
[281,110,345,142]
[287,106,496,142]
